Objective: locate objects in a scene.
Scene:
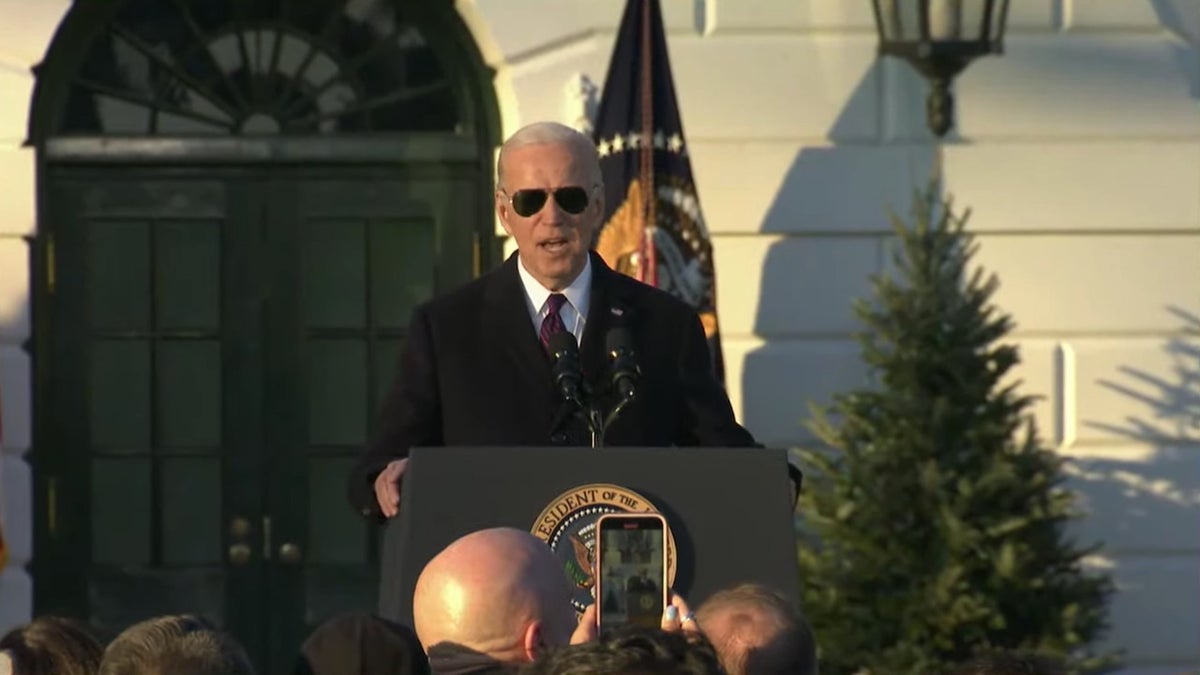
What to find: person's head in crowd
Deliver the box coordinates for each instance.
[294,612,429,675]
[0,616,103,675]
[98,614,255,675]
[695,583,818,675]
[950,651,1067,675]
[494,121,605,292]
[518,625,723,675]
[413,528,577,667]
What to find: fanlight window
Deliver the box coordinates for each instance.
[58,0,461,135]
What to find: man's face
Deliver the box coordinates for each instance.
[496,142,603,291]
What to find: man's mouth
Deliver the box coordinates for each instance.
[540,238,569,251]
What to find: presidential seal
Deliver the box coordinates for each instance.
[531,483,677,613]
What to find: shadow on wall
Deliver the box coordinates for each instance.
[0,254,30,336]
[1152,0,1200,99]
[1064,308,1200,662]
[1071,307,1200,553]
[0,235,32,400]
[738,63,938,448]
[1153,0,1200,45]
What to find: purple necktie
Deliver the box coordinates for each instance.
[539,293,568,353]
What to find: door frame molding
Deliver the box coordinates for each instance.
[43,136,482,164]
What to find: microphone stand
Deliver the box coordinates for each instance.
[584,389,635,449]
[564,391,622,449]
[554,381,606,448]
[579,381,606,448]
[601,395,634,439]
[587,407,605,448]
[549,348,635,449]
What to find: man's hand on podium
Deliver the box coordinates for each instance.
[374,458,410,518]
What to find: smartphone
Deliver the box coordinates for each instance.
[593,513,669,632]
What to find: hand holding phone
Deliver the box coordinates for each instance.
[593,513,669,632]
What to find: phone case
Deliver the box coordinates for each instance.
[593,513,670,630]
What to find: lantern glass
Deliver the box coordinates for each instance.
[874,1,1008,47]
[990,0,1010,42]
[876,0,921,41]
[928,1,964,40]
[964,1,986,39]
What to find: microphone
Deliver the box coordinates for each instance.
[605,327,640,401]
[548,331,585,406]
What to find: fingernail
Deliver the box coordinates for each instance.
[665,606,678,620]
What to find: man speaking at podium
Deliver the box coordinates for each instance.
[347,121,758,520]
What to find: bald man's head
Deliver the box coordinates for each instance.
[413,528,576,664]
[696,584,818,675]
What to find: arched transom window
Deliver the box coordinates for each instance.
[58,0,462,135]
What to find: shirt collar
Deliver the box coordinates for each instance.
[517,253,592,318]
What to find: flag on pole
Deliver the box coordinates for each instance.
[591,0,727,384]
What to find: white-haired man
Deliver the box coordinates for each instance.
[348,121,757,519]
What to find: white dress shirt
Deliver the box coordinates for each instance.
[517,254,592,343]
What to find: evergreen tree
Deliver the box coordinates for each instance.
[796,186,1117,675]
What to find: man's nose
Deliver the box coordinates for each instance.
[541,195,566,223]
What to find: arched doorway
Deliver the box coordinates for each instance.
[27,0,499,670]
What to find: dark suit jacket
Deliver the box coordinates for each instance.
[347,251,760,517]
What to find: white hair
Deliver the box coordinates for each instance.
[496,121,602,189]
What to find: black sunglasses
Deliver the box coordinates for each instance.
[505,186,590,217]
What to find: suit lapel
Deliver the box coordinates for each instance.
[580,252,622,384]
[483,254,556,398]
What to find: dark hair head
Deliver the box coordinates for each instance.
[295,612,429,675]
[98,614,255,675]
[519,626,723,675]
[0,616,103,675]
[950,651,1068,675]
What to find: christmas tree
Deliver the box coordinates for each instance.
[796,185,1116,675]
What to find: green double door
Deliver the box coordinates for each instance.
[37,159,480,672]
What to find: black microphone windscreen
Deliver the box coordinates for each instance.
[548,331,579,359]
[605,326,635,354]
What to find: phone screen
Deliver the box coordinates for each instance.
[596,515,666,631]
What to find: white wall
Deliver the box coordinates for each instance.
[0,0,1196,670]
[0,0,66,635]
[461,0,1200,670]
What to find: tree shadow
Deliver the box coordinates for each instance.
[1068,307,1200,665]
[1073,307,1200,543]
[1086,307,1200,446]
[739,61,939,449]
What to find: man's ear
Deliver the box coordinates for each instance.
[522,620,546,662]
[495,192,514,237]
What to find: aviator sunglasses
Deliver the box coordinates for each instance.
[503,186,591,217]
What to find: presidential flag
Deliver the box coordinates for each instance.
[591,0,727,383]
